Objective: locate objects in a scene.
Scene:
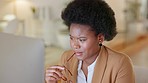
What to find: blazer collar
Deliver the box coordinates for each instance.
[68,53,78,83]
[92,46,108,83]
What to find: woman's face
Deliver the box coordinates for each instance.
[69,23,101,62]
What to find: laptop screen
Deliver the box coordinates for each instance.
[0,33,45,83]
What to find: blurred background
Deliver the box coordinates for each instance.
[0,0,148,68]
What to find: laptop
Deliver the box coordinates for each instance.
[0,32,45,83]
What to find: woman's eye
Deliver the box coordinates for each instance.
[70,37,73,40]
[79,39,86,42]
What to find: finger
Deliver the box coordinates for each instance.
[46,65,65,73]
[49,65,65,70]
[46,72,61,80]
[46,72,67,81]
[46,65,64,72]
[45,76,57,83]
[46,68,63,78]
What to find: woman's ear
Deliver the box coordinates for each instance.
[97,33,104,46]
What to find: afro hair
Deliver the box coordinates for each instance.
[61,0,117,41]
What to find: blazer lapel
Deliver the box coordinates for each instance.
[70,56,78,83]
[92,46,108,83]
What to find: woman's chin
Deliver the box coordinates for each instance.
[75,55,84,60]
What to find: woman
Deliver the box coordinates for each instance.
[45,0,135,83]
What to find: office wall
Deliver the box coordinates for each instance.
[0,0,128,47]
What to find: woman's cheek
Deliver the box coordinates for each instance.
[70,41,74,49]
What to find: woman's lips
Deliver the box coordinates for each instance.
[75,52,83,56]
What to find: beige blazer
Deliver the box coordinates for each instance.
[60,46,135,83]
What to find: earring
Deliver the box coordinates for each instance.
[99,39,102,47]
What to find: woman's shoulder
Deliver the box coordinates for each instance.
[104,46,131,62]
[104,46,133,69]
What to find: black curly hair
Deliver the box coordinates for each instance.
[61,0,117,41]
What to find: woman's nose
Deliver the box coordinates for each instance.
[73,41,80,49]
[73,44,80,49]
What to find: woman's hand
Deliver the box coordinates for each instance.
[45,65,66,83]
